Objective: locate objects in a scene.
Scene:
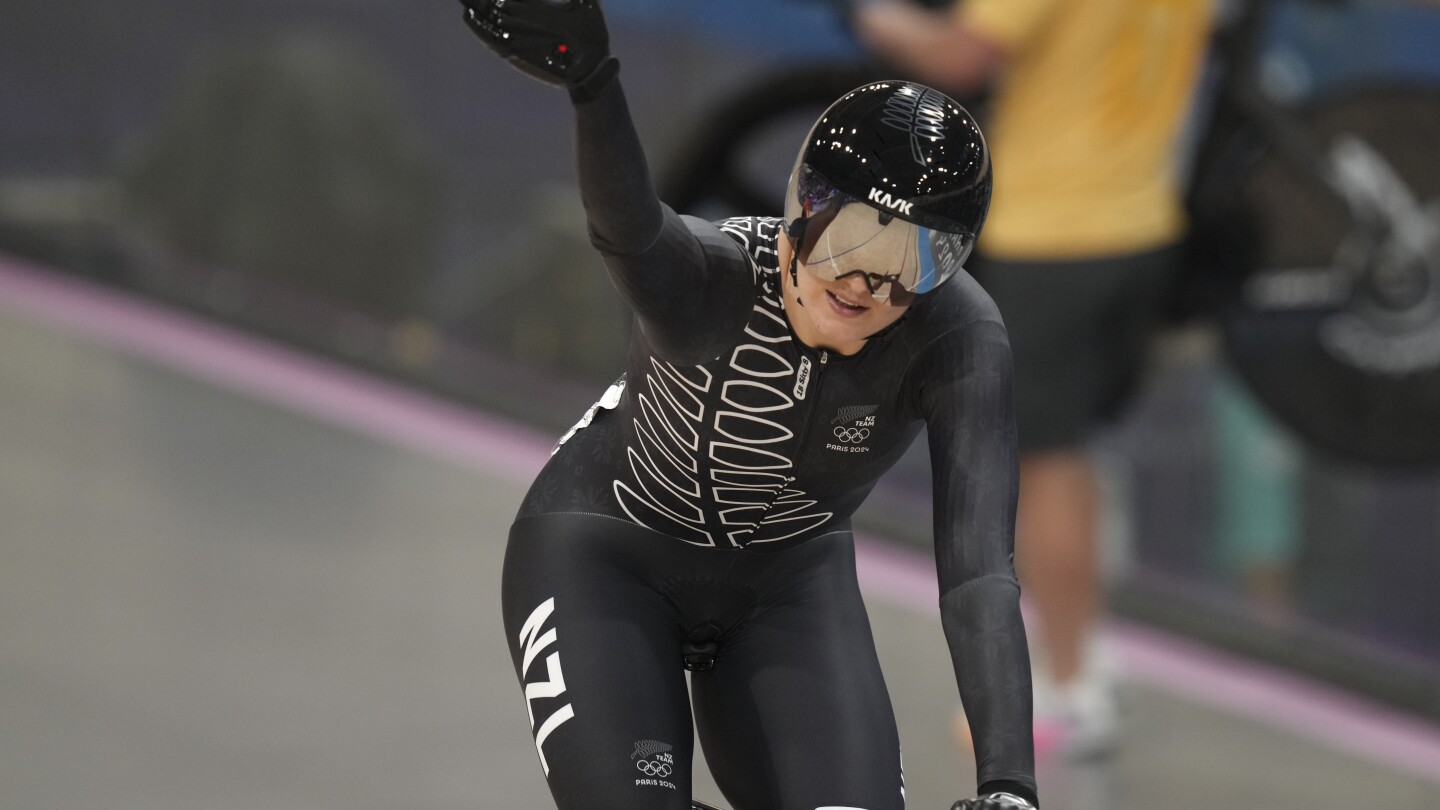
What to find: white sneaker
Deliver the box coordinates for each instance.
[951,675,1120,762]
[1032,673,1120,761]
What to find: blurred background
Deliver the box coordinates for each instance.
[2,0,1440,808]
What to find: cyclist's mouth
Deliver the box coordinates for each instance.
[826,290,870,317]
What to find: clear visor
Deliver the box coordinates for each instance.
[785,166,974,303]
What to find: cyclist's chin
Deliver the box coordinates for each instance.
[811,295,905,350]
[786,258,907,353]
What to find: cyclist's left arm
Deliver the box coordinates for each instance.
[911,314,1038,807]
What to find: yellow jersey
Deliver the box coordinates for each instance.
[958,0,1214,259]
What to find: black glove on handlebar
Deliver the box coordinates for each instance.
[952,791,1038,810]
[458,0,620,102]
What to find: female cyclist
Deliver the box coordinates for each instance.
[454,1,1037,807]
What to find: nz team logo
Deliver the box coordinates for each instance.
[828,405,878,453]
[631,739,677,790]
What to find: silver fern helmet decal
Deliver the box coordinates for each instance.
[880,85,949,167]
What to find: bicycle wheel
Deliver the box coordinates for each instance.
[657,62,889,219]
[1201,82,1440,466]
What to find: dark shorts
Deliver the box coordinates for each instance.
[501,513,904,810]
[970,246,1181,452]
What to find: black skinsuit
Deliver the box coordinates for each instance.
[501,77,1036,810]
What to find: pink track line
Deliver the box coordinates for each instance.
[0,257,556,482]
[4,254,1440,784]
[849,533,1440,784]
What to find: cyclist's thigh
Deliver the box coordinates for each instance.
[690,535,904,810]
[502,514,695,810]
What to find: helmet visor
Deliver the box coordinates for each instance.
[786,166,974,304]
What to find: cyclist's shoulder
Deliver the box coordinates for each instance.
[704,215,784,268]
[905,269,1007,343]
[882,271,1013,388]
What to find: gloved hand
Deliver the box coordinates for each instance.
[456,0,619,102]
[951,792,1037,810]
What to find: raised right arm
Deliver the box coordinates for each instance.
[573,79,755,365]
[457,0,754,365]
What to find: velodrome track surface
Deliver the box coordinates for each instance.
[2,256,1439,810]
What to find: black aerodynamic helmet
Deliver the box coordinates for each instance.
[783,81,991,304]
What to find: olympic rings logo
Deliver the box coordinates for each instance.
[636,759,673,777]
[833,426,871,443]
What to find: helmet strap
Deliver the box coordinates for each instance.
[785,217,806,306]
[788,252,803,307]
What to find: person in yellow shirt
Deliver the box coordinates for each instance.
[853,0,1214,757]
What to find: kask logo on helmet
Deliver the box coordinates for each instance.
[867,187,914,216]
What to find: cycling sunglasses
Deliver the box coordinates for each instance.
[787,166,973,305]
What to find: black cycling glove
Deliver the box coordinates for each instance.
[952,792,1037,810]
[457,0,620,102]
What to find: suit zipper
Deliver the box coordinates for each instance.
[745,350,829,541]
[792,350,830,461]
